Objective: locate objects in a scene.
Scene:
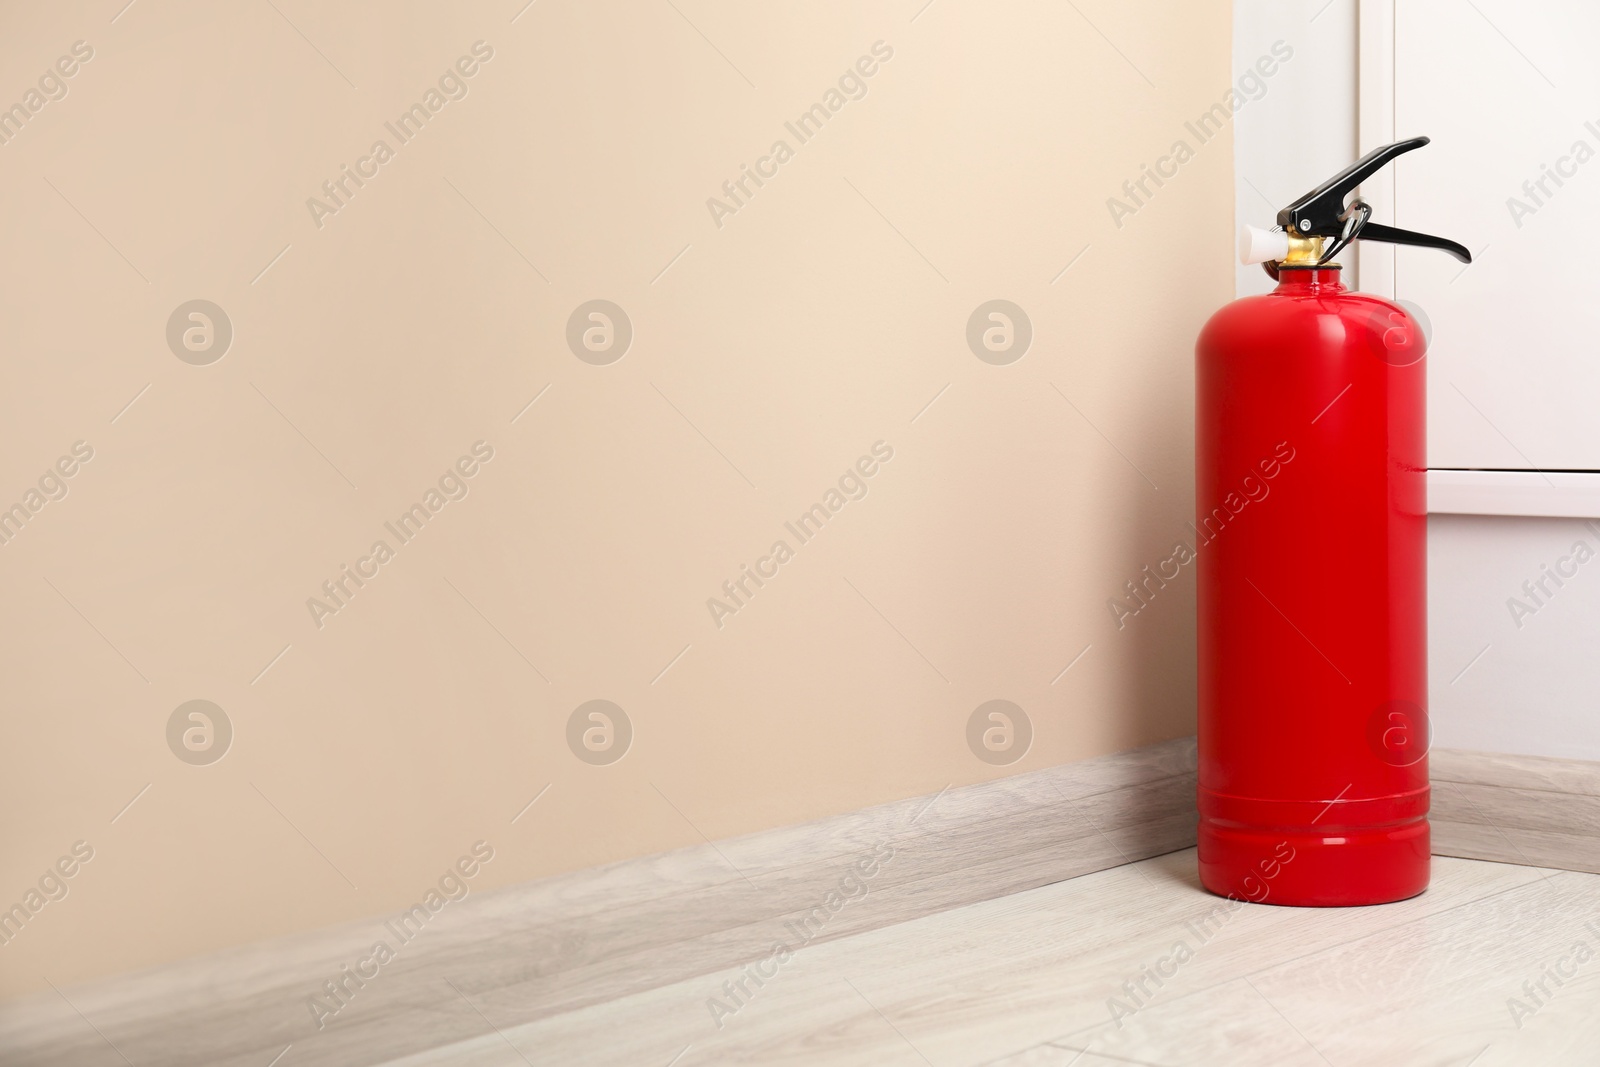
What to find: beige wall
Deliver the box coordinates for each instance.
[0,0,1230,997]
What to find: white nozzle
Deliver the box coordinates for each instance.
[1239,224,1291,266]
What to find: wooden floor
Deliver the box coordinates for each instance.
[10,845,1600,1065]
[378,850,1600,1067]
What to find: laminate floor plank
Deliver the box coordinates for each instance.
[1245,868,1600,1067]
[1044,979,1329,1067]
[363,850,1563,1067]
[835,863,1546,1065]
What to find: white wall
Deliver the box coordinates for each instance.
[1234,0,1600,762]
[1232,1,1357,296]
[1431,515,1600,759]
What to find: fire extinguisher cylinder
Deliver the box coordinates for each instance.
[1195,137,1467,907]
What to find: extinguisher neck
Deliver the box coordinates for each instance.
[1281,233,1326,268]
[1274,266,1346,292]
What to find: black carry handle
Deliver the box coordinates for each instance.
[1352,222,1471,262]
[1277,136,1471,264]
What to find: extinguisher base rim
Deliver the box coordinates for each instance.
[1198,818,1430,908]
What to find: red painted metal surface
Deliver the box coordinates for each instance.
[1195,266,1429,907]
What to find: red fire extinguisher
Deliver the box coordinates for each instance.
[1195,137,1470,907]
